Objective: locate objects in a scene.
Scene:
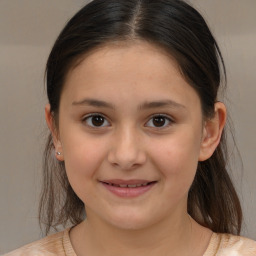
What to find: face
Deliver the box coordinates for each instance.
[50,41,211,230]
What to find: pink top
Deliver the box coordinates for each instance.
[5,228,256,256]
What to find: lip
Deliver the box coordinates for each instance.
[99,179,157,198]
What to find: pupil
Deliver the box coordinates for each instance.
[92,116,104,126]
[153,116,165,127]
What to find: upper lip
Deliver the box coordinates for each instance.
[100,179,156,185]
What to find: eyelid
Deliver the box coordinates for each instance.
[145,114,174,128]
[82,113,111,127]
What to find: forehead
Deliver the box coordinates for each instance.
[64,41,182,87]
[61,41,200,110]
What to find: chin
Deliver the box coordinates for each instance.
[103,210,159,231]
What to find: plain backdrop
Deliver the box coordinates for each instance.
[0,0,255,254]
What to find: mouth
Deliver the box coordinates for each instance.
[101,181,156,188]
[99,180,157,198]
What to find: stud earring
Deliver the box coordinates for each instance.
[56,152,61,156]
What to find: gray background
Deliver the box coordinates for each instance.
[0,0,255,254]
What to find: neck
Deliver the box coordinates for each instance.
[70,209,206,256]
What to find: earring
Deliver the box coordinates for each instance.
[56,152,61,156]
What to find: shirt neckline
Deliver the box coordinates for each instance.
[63,227,78,256]
[203,232,220,256]
[62,227,219,256]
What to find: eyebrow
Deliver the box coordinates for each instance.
[138,100,186,110]
[72,98,186,110]
[72,98,115,109]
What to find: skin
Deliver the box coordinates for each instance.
[45,41,226,256]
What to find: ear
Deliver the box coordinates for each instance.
[45,104,64,161]
[199,102,226,161]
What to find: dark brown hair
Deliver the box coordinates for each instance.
[40,0,242,235]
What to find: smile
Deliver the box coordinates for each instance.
[100,180,157,198]
[103,182,154,188]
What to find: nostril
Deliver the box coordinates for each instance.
[107,134,147,169]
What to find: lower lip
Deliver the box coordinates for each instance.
[101,182,156,198]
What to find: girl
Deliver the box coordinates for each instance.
[6,0,256,255]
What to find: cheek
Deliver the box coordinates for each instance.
[61,133,107,197]
[150,131,202,189]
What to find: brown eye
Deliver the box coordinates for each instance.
[145,115,172,128]
[92,115,105,126]
[84,114,110,127]
[153,116,166,127]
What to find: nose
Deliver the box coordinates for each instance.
[107,127,147,170]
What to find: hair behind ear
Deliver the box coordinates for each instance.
[188,130,242,235]
[39,134,84,234]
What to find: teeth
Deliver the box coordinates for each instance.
[115,183,149,188]
[106,182,151,187]
[128,184,137,188]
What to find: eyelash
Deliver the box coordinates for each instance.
[145,114,174,128]
[82,113,110,128]
[82,113,174,129]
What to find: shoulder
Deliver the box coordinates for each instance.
[205,232,256,256]
[3,229,72,256]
